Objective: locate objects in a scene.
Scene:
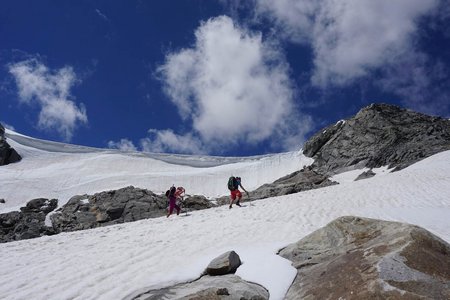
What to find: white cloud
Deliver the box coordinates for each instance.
[95,9,109,21]
[140,129,206,154]
[107,139,137,152]
[249,0,450,114]
[254,0,440,87]
[157,15,311,154]
[8,58,88,141]
[255,0,319,43]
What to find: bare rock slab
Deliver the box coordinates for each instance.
[279,216,450,300]
[132,274,268,300]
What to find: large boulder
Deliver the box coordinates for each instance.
[0,198,57,243]
[303,103,450,175]
[279,216,450,299]
[0,124,22,166]
[182,195,215,211]
[205,251,242,276]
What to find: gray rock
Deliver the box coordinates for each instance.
[0,140,22,166]
[0,198,57,243]
[51,186,215,233]
[354,169,376,181]
[279,216,450,300]
[182,195,215,211]
[131,274,268,300]
[249,166,337,200]
[216,167,337,206]
[0,199,5,204]
[0,123,22,166]
[223,104,450,205]
[303,103,450,175]
[205,251,241,276]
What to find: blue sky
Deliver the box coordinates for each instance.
[1,0,450,156]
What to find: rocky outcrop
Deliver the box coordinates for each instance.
[279,216,450,300]
[0,186,215,243]
[303,103,450,175]
[216,167,337,205]
[219,103,450,201]
[132,251,268,300]
[132,274,269,300]
[249,166,337,200]
[0,198,57,243]
[51,186,214,233]
[0,123,21,166]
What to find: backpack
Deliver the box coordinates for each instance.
[228,176,238,191]
[165,186,176,198]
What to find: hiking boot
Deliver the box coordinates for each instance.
[229,205,232,209]
[236,201,241,207]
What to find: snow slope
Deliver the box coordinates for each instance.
[1,129,312,213]
[0,132,449,300]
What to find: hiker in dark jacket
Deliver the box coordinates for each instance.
[229,176,248,209]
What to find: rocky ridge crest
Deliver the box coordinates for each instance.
[304,103,450,175]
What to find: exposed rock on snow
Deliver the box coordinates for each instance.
[205,251,241,276]
[303,103,450,174]
[279,216,450,300]
[132,274,269,300]
[217,103,450,201]
[51,186,214,233]
[216,166,337,205]
[182,195,215,211]
[354,169,376,181]
[0,186,215,243]
[0,123,21,166]
[249,166,337,200]
[0,198,57,243]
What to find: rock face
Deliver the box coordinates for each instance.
[0,123,22,166]
[279,216,450,300]
[303,103,450,175]
[0,198,57,243]
[51,186,214,233]
[205,251,242,276]
[132,251,268,300]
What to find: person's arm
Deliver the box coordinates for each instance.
[239,183,249,195]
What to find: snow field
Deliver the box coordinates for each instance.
[1,131,312,213]
[0,151,449,300]
[0,130,449,299]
